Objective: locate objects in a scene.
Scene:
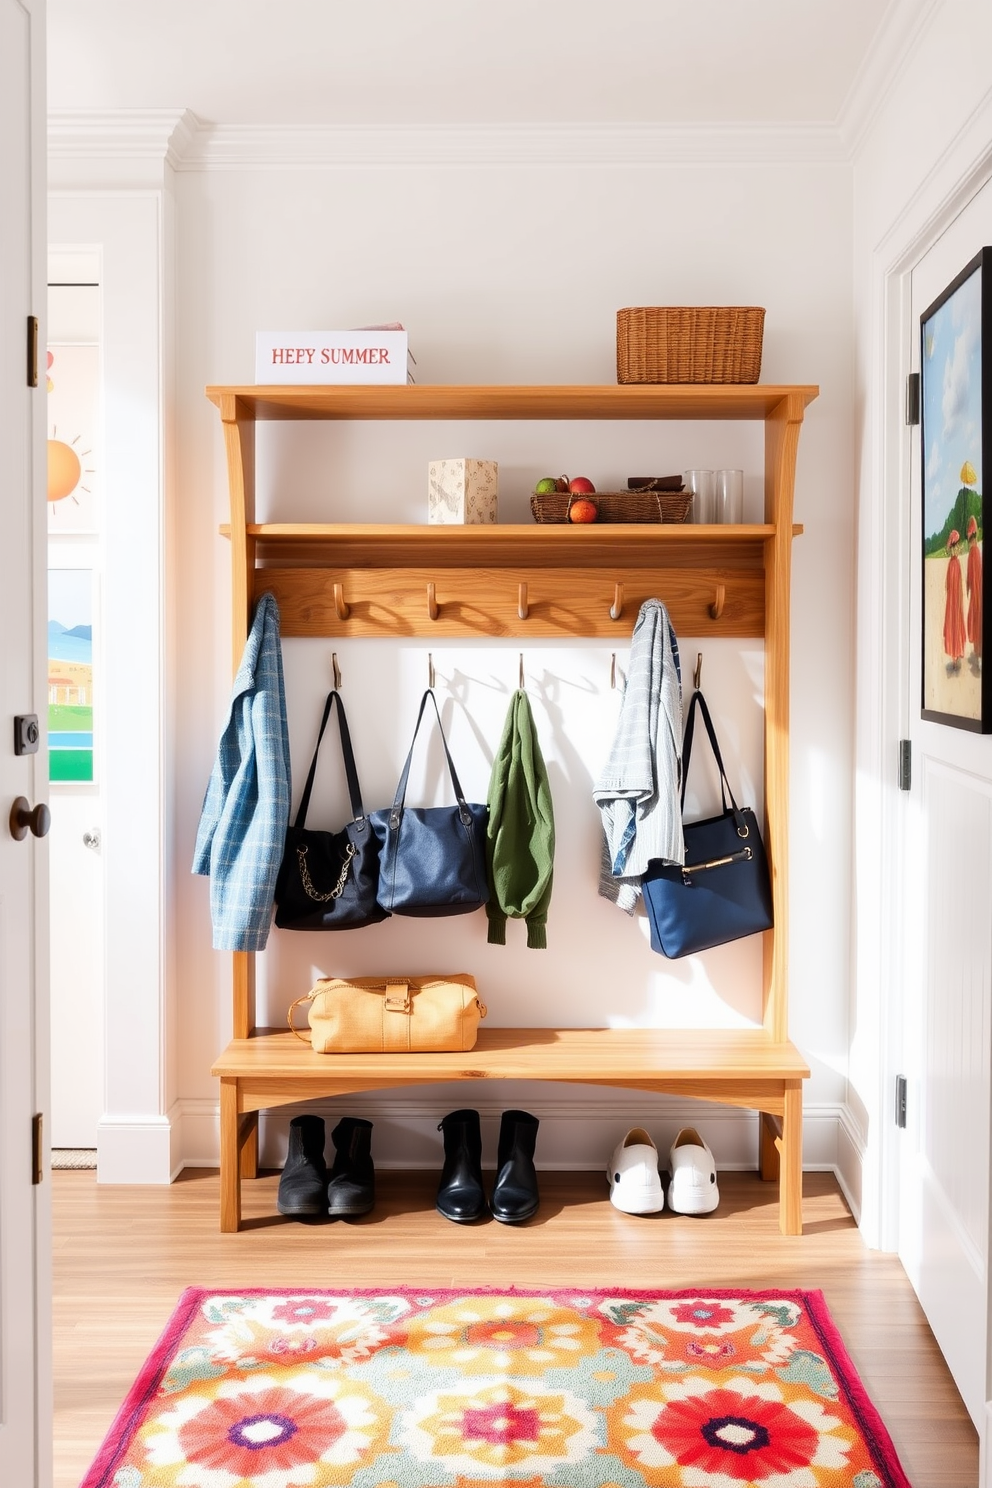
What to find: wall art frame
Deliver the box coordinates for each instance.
[920,245,990,731]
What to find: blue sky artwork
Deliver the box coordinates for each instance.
[923,262,983,539]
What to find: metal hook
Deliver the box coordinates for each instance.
[693,652,703,691]
[611,653,617,690]
[519,653,525,690]
[517,582,529,621]
[610,582,624,622]
[709,584,726,621]
[428,653,436,690]
[332,652,342,690]
[332,582,350,622]
[427,581,439,621]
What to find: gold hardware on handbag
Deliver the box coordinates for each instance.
[288,973,487,1054]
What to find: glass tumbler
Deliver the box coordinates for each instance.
[683,469,715,525]
[715,468,744,523]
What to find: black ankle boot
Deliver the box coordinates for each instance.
[326,1116,375,1217]
[277,1114,327,1217]
[491,1109,540,1224]
[436,1108,487,1222]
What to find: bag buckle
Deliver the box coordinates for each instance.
[682,846,753,884]
[384,980,412,1013]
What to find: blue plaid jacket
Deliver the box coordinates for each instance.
[192,592,291,950]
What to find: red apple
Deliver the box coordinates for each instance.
[568,476,596,494]
[568,497,598,523]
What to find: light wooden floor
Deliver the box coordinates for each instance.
[54,1167,977,1488]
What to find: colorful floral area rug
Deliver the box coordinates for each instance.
[81,1285,911,1488]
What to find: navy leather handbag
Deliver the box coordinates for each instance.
[274,690,389,931]
[370,689,489,916]
[642,689,773,958]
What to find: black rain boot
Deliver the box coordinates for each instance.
[277,1114,327,1217]
[436,1108,487,1223]
[490,1109,540,1224]
[326,1116,375,1217]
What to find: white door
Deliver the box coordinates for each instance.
[0,0,51,1483]
[901,181,992,1440]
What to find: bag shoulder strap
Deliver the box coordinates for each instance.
[388,688,473,827]
[291,690,367,831]
[680,689,744,826]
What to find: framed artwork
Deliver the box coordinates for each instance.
[48,568,94,782]
[47,342,99,533]
[920,246,990,730]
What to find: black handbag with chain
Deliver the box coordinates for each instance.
[274,690,389,931]
[642,689,773,958]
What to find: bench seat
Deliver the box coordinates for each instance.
[212,1026,809,1234]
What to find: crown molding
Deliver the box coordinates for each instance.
[48,108,198,172]
[48,110,852,170]
[836,0,942,159]
[176,119,850,169]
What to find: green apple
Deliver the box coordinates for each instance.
[535,476,559,493]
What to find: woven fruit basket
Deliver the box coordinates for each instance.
[530,489,692,524]
[616,306,765,384]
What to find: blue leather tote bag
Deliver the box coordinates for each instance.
[642,689,773,958]
[371,689,489,916]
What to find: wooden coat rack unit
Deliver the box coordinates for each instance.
[207,382,816,1234]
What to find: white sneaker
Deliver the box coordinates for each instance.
[607,1128,664,1214]
[668,1127,719,1215]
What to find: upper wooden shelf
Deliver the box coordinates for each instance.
[206,383,819,423]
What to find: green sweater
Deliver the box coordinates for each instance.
[485,689,555,949]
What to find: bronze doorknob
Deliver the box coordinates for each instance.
[9,797,51,841]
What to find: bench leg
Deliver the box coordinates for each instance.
[779,1082,803,1236]
[240,1113,259,1179]
[219,1079,242,1233]
[759,1112,781,1181]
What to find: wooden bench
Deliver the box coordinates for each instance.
[212,1026,810,1235]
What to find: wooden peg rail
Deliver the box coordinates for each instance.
[231,522,798,641]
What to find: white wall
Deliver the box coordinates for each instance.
[169,148,856,1173]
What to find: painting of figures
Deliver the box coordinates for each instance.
[921,248,990,730]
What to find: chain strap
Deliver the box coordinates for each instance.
[297,841,355,902]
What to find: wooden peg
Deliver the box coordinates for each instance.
[332,652,342,690]
[332,582,350,622]
[693,652,702,691]
[427,581,439,621]
[518,582,529,621]
[709,584,726,621]
[610,582,624,622]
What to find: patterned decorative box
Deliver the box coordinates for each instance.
[427,459,498,524]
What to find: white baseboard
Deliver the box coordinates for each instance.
[96,1112,176,1184]
[175,1092,866,1216]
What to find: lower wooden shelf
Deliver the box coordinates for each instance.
[212,1026,809,1236]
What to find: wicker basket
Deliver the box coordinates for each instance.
[530,489,692,524]
[616,306,765,385]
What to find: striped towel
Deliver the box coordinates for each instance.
[593,598,684,912]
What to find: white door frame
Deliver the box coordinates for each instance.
[858,111,992,1240]
[856,91,992,1476]
[48,114,183,1182]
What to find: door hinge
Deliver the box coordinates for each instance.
[32,1112,44,1184]
[27,315,39,388]
[895,1076,907,1129]
[905,372,920,426]
[898,739,912,791]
